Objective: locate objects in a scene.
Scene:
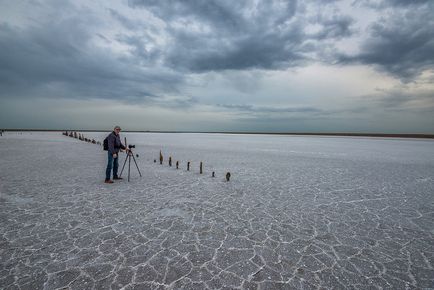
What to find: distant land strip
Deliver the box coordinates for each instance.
[2,129,434,139]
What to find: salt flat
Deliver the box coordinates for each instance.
[0,132,433,289]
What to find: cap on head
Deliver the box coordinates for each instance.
[114,126,121,131]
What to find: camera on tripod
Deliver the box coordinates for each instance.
[120,141,141,182]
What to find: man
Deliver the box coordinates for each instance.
[105,126,129,183]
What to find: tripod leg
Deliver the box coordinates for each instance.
[119,154,128,177]
[131,154,142,177]
[128,154,131,182]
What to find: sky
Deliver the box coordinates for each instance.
[0,0,433,133]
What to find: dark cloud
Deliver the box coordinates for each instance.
[336,4,434,81]
[0,0,359,103]
[355,0,430,8]
[128,0,355,72]
[309,14,354,40]
[129,0,261,31]
[1,0,432,133]
[384,0,430,6]
[0,5,183,102]
[165,29,307,72]
[216,104,323,114]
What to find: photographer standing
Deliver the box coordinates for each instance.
[104,126,128,183]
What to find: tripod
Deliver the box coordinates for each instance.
[119,149,142,182]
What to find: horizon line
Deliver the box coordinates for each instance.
[2,129,434,139]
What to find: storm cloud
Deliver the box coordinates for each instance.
[0,0,433,132]
[338,1,434,80]
[128,0,355,72]
[0,2,182,101]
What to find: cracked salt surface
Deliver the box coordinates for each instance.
[1,132,434,289]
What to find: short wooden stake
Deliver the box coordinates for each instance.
[159,151,163,165]
[169,156,172,167]
[200,162,203,174]
[187,162,190,171]
[176,161,179,169]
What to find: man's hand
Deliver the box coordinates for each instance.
[113,153,117,158]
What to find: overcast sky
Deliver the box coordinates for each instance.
[0,0,433,133]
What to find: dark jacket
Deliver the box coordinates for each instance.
[107,131,126,154]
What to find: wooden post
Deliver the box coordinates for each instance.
[200,162,203,174]
[226,172,231,182]
[160,151,163,165]
[169,156,172,167]
[187,162,190,171]
[176,161,179,169]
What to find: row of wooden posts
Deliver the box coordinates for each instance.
[62,131,101,145]
[156,151,231,181]
[61,131,231,181]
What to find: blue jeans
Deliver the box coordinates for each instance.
[106,152,119,180]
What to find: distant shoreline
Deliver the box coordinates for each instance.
[2,129,434,139]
